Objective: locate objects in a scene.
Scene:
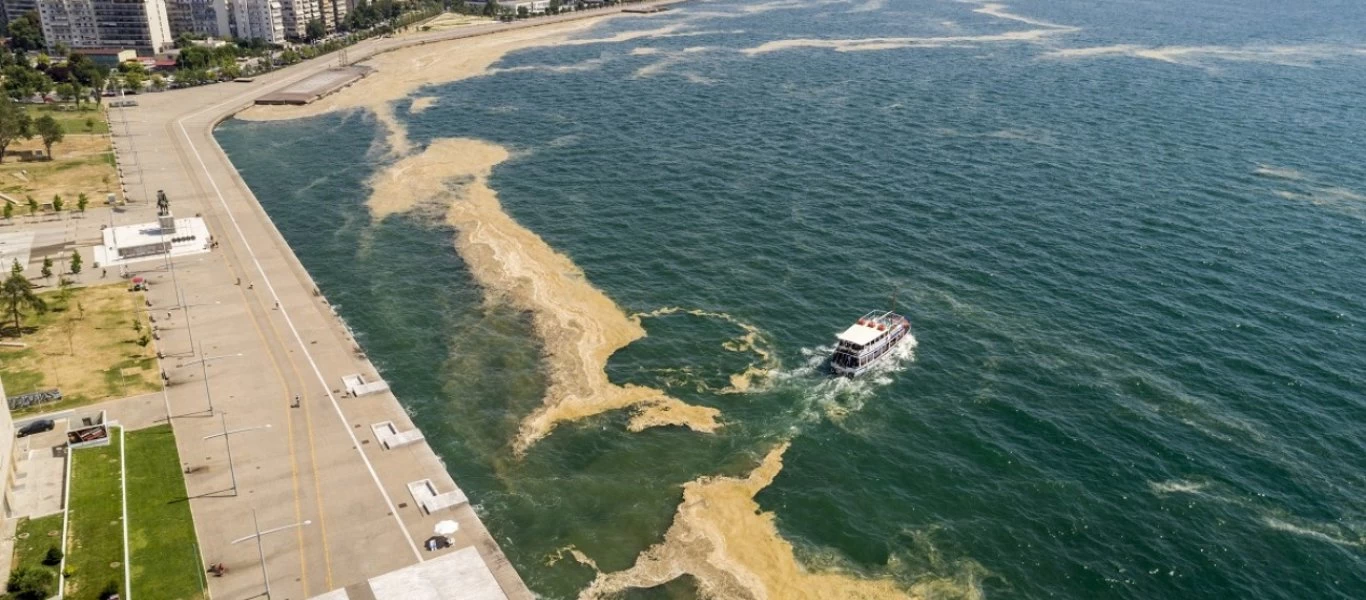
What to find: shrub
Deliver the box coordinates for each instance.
[100,580,121,599]
[7,566,55,600]
[42,545,63,565]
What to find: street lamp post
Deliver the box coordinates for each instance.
[178,344,242,414]
[231,509,311,600]
[201,413,270,496]
[173,281,194,356]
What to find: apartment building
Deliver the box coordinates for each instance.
[38,0,173,55]
[231,0,282,43]
[165,0,227,38]
[316,0,343,33]
[277,0,317,39]
[1,0,40,26]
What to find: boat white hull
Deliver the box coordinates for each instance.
[831,324,911,377]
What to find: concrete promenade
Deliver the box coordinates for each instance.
[96,5,681,597]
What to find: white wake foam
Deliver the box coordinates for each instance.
[1042,44,1364,69]
[1253,164,1307,181]
[772,332,920,422]
[1149,479,1209,495]
[1263,517,1362,548]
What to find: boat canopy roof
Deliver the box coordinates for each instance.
[836,311,906,347]
[837,323,885,346]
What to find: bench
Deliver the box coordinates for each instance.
[341,373,390,397]
[407,479,468,514]
[370,421,425,450]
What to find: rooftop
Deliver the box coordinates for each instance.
[93,217,212,267]
[309,547,507,600]
[836,322,885,346]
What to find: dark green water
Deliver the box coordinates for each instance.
[216,1,1366,597]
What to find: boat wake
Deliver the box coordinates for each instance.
[776,332,920,422]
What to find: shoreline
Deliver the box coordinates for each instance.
[224,0,728,454]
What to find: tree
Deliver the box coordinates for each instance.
[55,81,77,103]
[3,202,11,221]
[35,115,62,160]
[176,45,213,70]
[6,11,45,53]
[69,249,81,274]
[66,52,102,86]
[77,192,88,213]
[40,256,51,279]
[306,18,327,41]
[66,52,105,104]
[25,195,37,215]
[2,267,46,335]
[483,0,499,16]
[517,4,528,17]
[0,96,32,163]
[51,194,62,212]
[2,64,53,100]
[117,60,146,75]
[85,117,94,131]
[549,0,561,14]
[124,70,145,91]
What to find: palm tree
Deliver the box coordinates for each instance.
[2,268,46,335]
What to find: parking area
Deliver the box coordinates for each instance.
[9,424,68,519]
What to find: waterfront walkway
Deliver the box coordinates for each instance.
[97,5,684,596]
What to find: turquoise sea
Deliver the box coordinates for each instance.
[217,0,1366,597]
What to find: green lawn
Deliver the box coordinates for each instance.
[125,425,204,600]
[7,513,64,597]
[66,434,125,600]
[23,105,110,135]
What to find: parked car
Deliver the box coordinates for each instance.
[17,419,55,438]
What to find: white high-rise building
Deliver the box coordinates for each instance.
[39,0,173,55]
[231,0,282,43]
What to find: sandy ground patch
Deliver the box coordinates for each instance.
[0,134,122,207]
[0,283,160,414]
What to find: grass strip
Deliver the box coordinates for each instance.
[66,435,125,600]
[125,424,204,600]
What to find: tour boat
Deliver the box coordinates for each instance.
[830,310,912,377]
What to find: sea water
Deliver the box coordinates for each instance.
[216,0,1366,597]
